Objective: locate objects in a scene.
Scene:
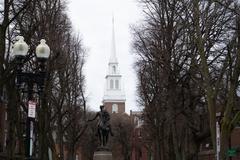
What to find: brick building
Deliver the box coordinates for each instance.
[198,127,240,160]
[102,17,126,114]
[101,17,148,160]
[130,111,148,160]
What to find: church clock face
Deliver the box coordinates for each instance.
[112,104,118,113]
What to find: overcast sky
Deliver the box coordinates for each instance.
[67,0,142,113]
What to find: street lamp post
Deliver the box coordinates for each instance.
[12,36,50,159]
[216,112,222,160]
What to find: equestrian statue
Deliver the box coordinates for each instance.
[88,105,114,147]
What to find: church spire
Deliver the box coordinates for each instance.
[103,17,126,114]
[109,16,118,63]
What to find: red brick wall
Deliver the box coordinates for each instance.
[231,128,240,147]
[131,128,148,160]
[104,102,125,114]
[231,128,240,160]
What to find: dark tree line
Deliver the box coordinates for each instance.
[0,0,93,160]
[110,113,133,160]
[132,0,240,160]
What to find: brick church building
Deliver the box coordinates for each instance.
[102,18,126,114]
[102,18,148,160]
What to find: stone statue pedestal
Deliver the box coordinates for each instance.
[93,147,112,160]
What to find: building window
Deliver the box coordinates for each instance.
[115,80,119,89]
[112,104,118,113]
[110,79,114,89]
[134,117,137,125]
[5,112,7,121]
[112,66,116,74]
[4,129,7,148]
[138,119,143,127]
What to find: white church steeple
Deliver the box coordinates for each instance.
[103,17,126,114]
[109,17,118,64]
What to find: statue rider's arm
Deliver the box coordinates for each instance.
[106,112,110,121]
[88,112,99,122]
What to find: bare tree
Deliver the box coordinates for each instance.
[132,0,214,160]
[133,0,240,160]
[110,113,133,160]
[0,0,87,160]
[191,1,240,159]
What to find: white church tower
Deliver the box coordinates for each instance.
[102,18,126,114]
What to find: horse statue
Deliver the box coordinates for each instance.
[88,105,114,147]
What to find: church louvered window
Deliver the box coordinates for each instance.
[112,66,116,74]
[115,80,119,89]
[110,79,114,89]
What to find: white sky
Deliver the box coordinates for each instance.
[67,0,142,113]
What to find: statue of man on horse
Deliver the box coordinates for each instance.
[88,105,114,147]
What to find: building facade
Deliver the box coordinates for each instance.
[102,18,126,114]
[130,110,148,160]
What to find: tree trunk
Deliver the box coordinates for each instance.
[6,80,17,159]
[67,144,75,160]
[0,27,6,85]
[16,107,25,159]
[219,84,234,160]
[193,0,217,152]
[172,122,182,160]
[220,123,230,160]
[154,122,161,160]
[39,102,50,160]
[58,121,64,160]
[160,123,165,160]
[220,13,240,160]
[0,103,4,152]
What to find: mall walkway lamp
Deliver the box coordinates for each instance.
[12,36,50,159]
